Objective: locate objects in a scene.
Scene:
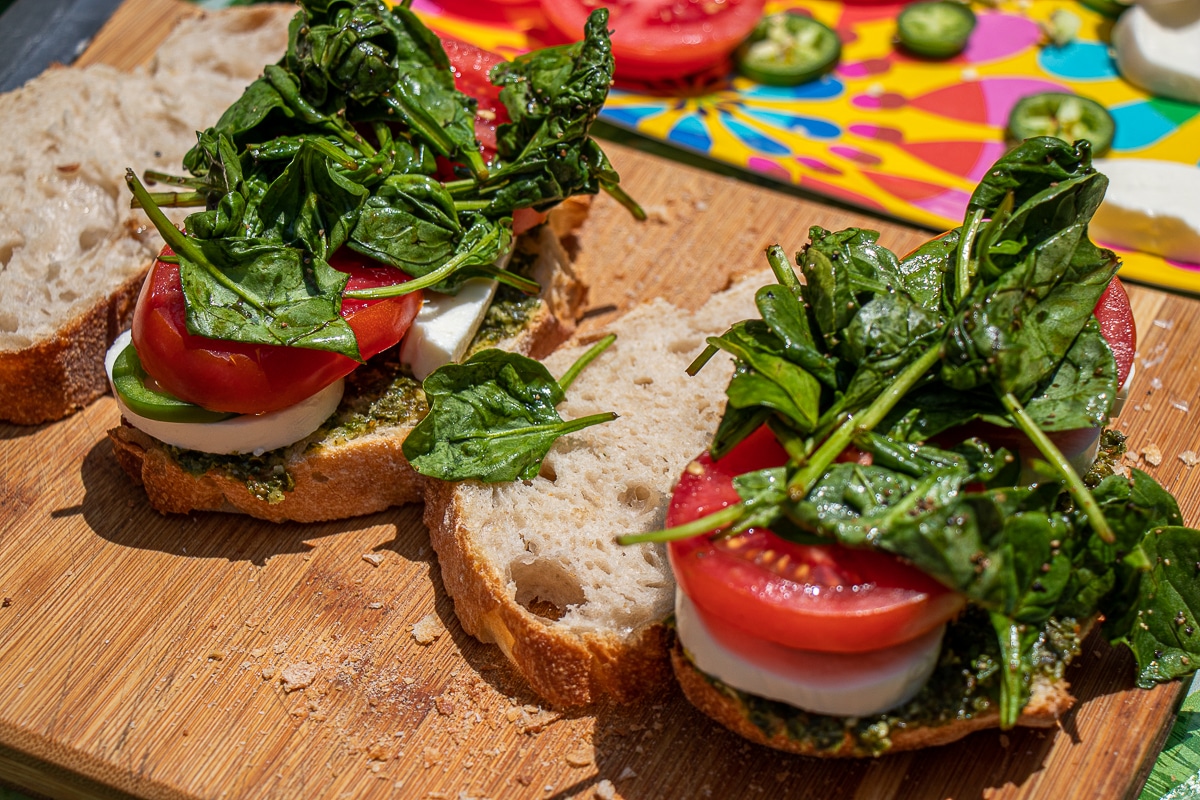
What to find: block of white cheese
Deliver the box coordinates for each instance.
[1112,3,1200,104]
[400,277,500,380]
[1091,158,1200,264]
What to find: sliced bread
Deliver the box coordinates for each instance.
[422,275,762,706]
[0,5,293,424]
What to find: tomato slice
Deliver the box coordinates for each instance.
[1094,275,1135,389]
[131,248,422,415]
[667,426,965,654]
[441,36,510,160]
[539,0,766,82]
[438,36,548,235]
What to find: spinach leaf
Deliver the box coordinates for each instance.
[968,137,1097,217]
[1117,527,1200,688]
[404,340,617,482]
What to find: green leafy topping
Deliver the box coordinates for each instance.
[130,0,635,357]
[625,137,1200,728]
[403,336,618,482]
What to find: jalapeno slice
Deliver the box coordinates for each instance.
[1006,92,1116,156]
[896,1,977,59]
[111,342,236,424]
[735,13,841,86]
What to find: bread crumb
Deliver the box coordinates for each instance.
[618,767,636,780]
[411,613,445,645]
[1143,444,1163,466]
[565,747,593,767]
[1181,450,1199,467]
[280,661,319,692]
[362,553,384,567]
[595,779,617,800]
[261,666,276,680]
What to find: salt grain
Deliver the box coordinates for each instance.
[595,779,617,800]
[1143,444,1163,466]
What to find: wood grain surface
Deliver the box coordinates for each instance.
[2,2,1197,798]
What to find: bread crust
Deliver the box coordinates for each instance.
[108,217,588,523]
[423,480,674,706]
[671,633,1080,758]
[0,269,145,425]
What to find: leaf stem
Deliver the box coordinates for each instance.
[558,334,616,392]
[345,227,504,298]
[1000,391,1115,544]
[955,208,984,306]
[617,504,746,546]
[601,180,646,221]
[472,411,617,443]
[125,170,269,315]
[786,342,943,499]
[765,244,802,298]
[132,190,207,209]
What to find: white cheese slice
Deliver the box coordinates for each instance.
[1090,158,1200,264]
[1113,4,1200,104]
[105,330,344,456]
[674,589,944,717]
[400,249,516,380]
[399,277,499,380]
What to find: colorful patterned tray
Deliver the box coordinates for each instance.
[417,0,1200,294]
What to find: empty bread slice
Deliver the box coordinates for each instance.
[0,4,293,424]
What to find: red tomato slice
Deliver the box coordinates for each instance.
[439,35,550,235]
[667,425,965,654]
[539,0,766,82]
[1094,275,1135,388]
[441,35,510,158]
[131,248,422,415]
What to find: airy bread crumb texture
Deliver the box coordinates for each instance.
[0,5,294,423]
[425,274,763,705]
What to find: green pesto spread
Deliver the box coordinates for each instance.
[466,248,542,356]
[170,446,296,504]
[166,234,547,502]
[688,606,1084,757]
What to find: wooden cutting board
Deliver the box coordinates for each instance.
[2,2,1196,798]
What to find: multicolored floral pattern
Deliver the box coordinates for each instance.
[419,0,1200,293]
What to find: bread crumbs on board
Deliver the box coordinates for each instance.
[411,613,445,645]
[280,661,319,692]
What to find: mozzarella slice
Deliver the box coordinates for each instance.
[1091,159,1200,265]
[104,330,344,456]
[1113,4,1200,105]
[674,590,945,717]
[400,278,499,380]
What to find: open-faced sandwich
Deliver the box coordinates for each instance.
[107,0,640,522]
[425,137,1200,757]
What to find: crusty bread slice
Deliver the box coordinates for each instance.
[422,275,762,706]
[0,5,293,424]
[109,217,589,523]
